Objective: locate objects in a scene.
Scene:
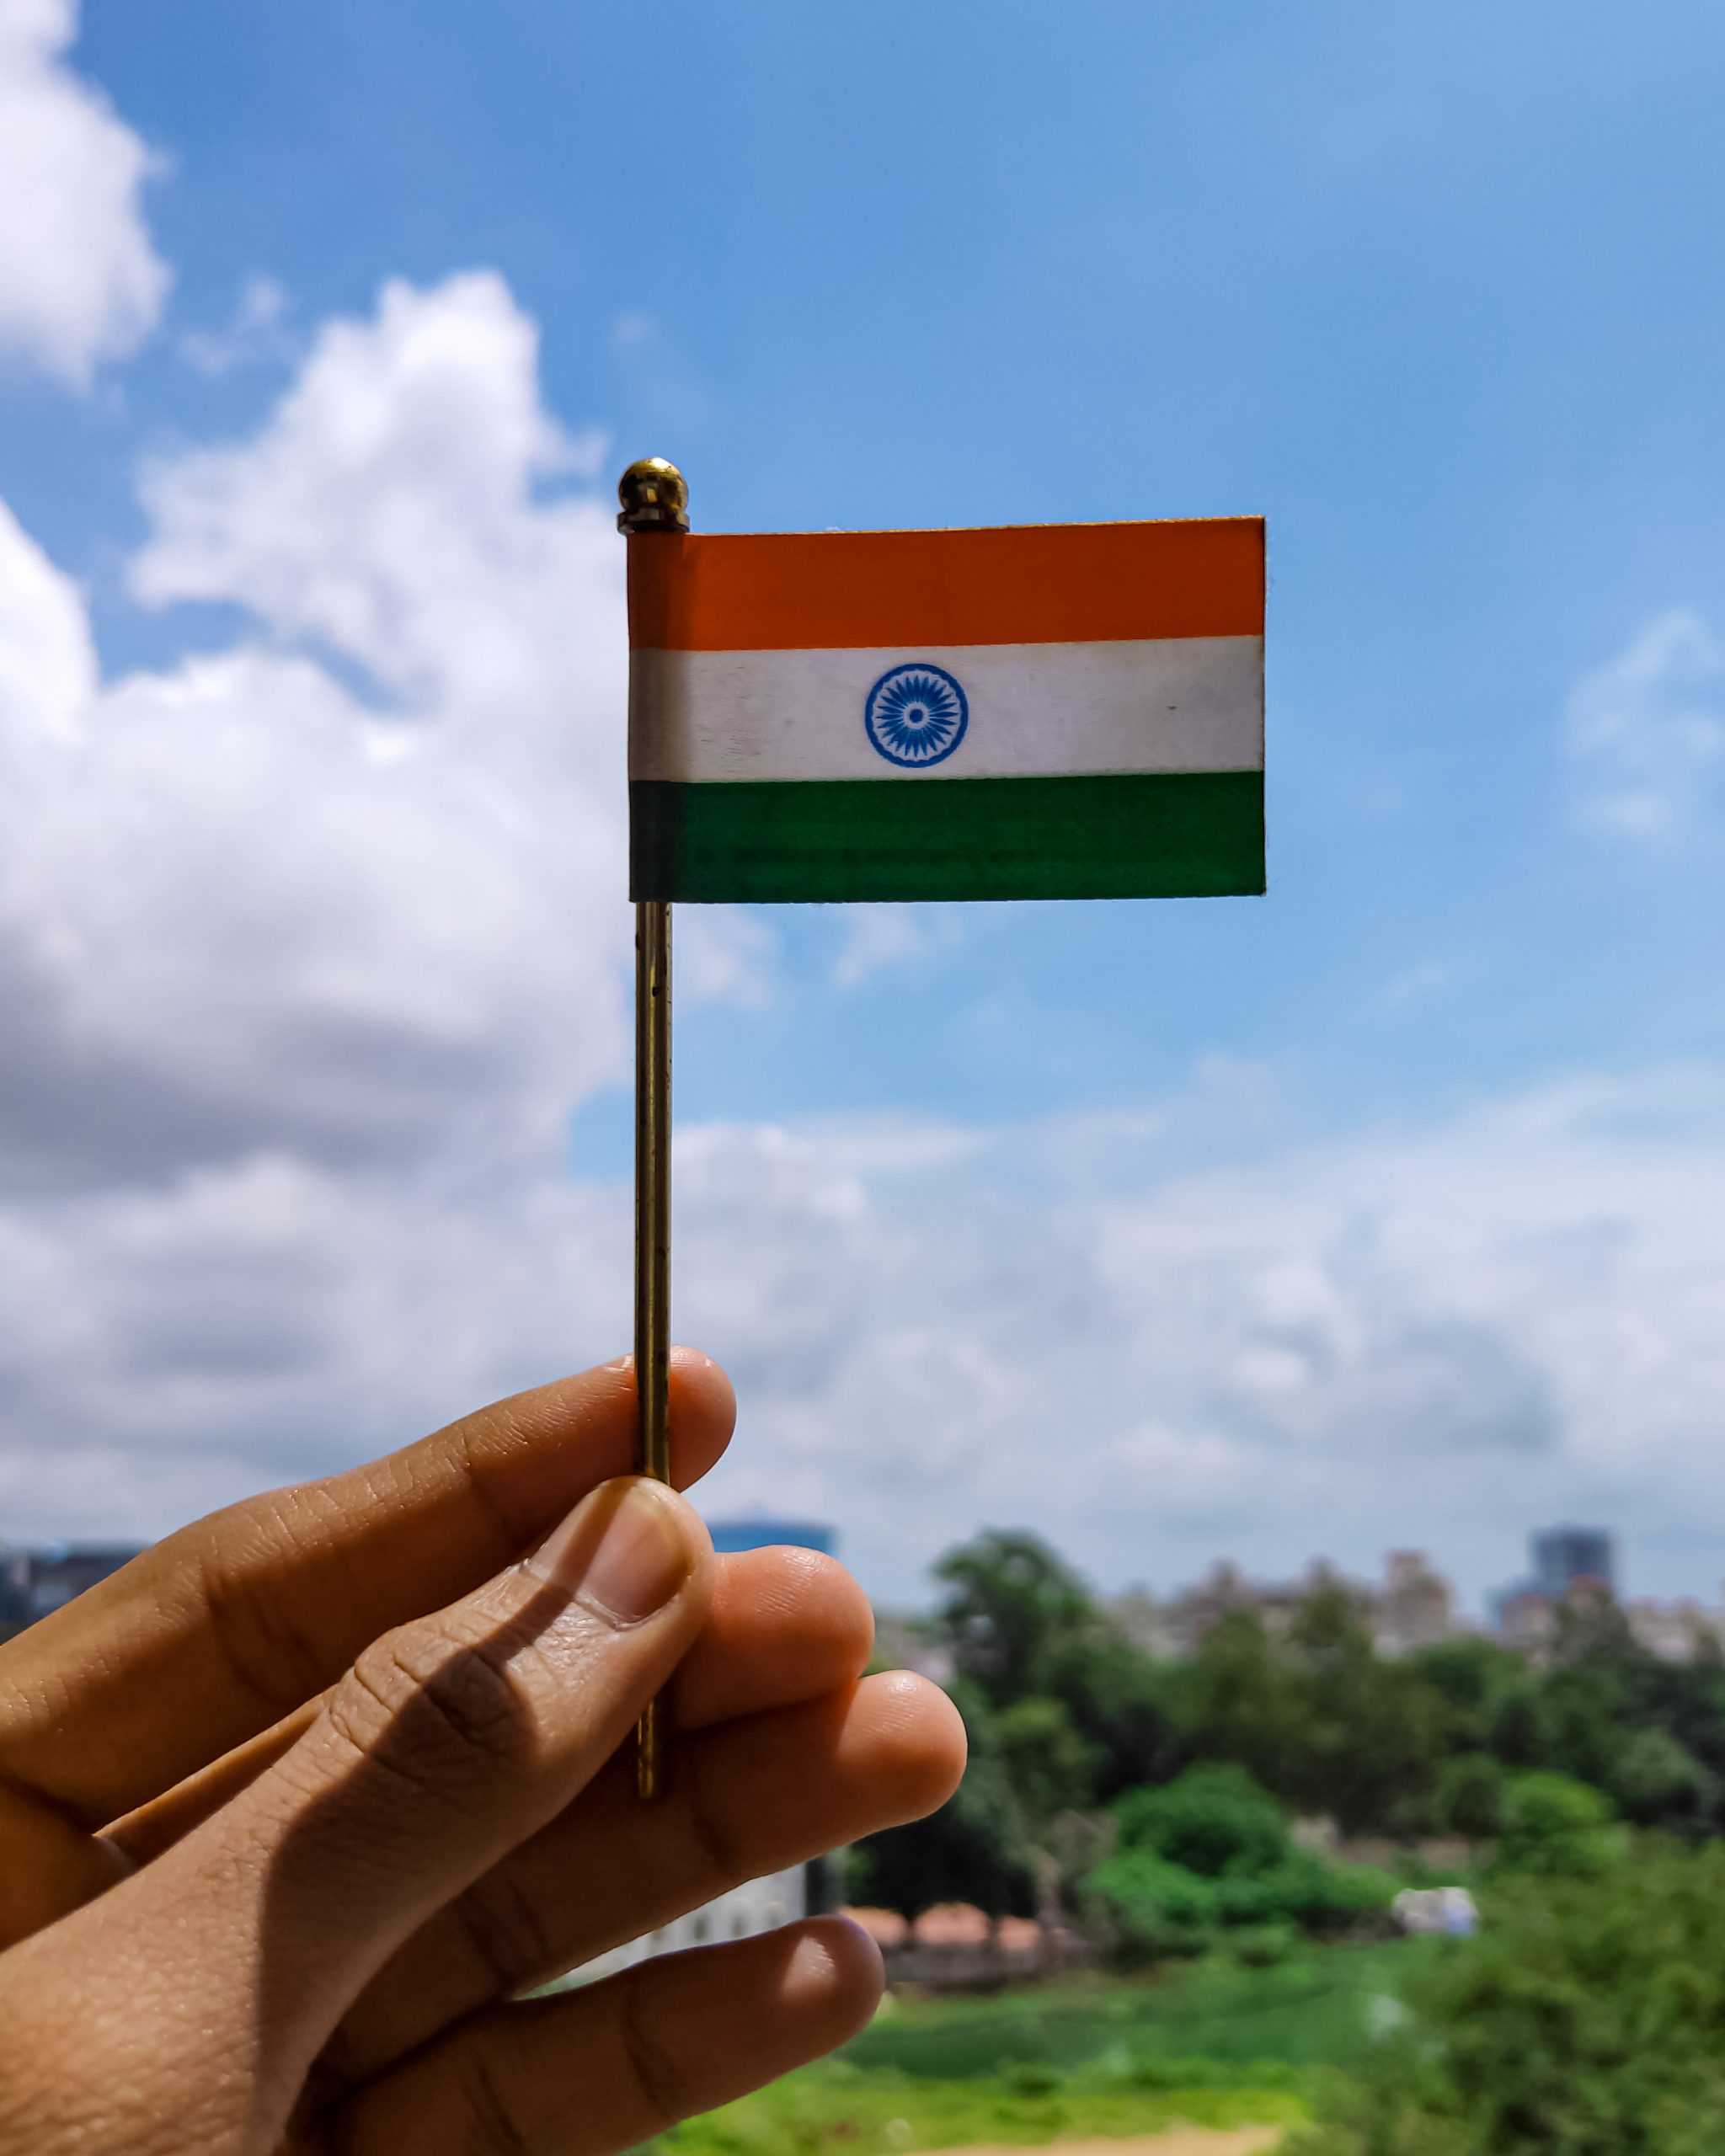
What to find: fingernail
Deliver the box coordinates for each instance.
[525,1478,694,1627]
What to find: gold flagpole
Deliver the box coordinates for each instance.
[617,456,689,1800]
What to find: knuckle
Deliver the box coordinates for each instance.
[452,1860,563,1997]
[326,1625,539,1812]
[681,1759,746,1892]
[453,2043,536,2156]
[619,1964,697,2127]
[451,1417,543,1561]
[191,1500,342,1716]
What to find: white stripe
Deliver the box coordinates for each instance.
[630,637,1263,783]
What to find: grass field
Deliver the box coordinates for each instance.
[660,1944,1425,2156]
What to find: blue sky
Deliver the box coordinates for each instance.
[2,2,1724,1609]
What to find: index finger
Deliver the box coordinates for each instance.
[0,1349,734,1828]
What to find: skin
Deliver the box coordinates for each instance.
[0,1348,967,2155]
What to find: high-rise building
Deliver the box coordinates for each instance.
[707,1518,836,1557]
[1,1544,145,1627]
[1531,1526,1615,1598]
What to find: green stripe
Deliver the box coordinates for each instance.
[631,771,1264,903]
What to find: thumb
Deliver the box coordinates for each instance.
[66,1476,711,2128]
[248,1475,708,1978]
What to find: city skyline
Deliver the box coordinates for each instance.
[19,1517,1725,1663]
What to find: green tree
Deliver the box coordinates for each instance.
[1409,1635,1525,1728]
[1483,1678,1548,1770]
[1042,1625,1180,1801]
[934,1531,1094,1707]
[1091,1765,1393,1955]
[995,1694,1095,1833]
[1610,1654,1725,1833]
[1171,1608,1304,1799]
[1279,1587,1449,1833]
[1494,1770,1622,1879]
[1537,1657,1633,1790]
[1432,1752,1505,1844]
[1609,1726,1717,1832]
[1114,1762,1291,1876]
[1294,1846,1725,2155]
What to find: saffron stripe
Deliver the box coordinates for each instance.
[627,518,1265,654]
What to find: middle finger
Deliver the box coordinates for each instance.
[106,1544,875,1869]
[330,1669,964,2081]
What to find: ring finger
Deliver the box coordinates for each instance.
[331,1670,964,2081]
[334,1917,886,2156]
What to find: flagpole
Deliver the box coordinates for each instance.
[617,456,689,1801]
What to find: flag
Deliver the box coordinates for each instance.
[628,517,1264,904]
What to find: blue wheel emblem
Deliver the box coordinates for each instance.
[864,662,969,768]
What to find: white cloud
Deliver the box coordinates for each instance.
[179,273,292,378]
[0,1155,630,1534]
[0,270,803,1546]
[830,904,963,990]
[1,270,1722,1626]
[3,1050,1725,1617]
[132,273,610,708]
[0,0,168,385]
[0,276,641,1184]
[1565,609,1725,841]
[679,1067,1725,1607]
[0,492,95,734]
[676,907,778,1010]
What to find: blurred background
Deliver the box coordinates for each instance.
[4,4,1725,2148]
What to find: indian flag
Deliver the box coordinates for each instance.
[628,517,1264,904]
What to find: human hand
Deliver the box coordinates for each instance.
[0,1351,964,2154]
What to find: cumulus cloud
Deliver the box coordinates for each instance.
[0,1155,630,1534]
[1,276,638,1185]
[0,269,794,1540]
[2,270,1722,1621]
[1566,610,1725,841]
[0,0,168,384]
[830,905,964,990]
[3,1043,1725,1614]
[178,273,292,378]
[132,273,610,703]
[667,1070,1725,1604]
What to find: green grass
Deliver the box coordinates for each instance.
[660,1945,1427,2156]
[665,2065,1306,2156]
[841,1947,1418,2079]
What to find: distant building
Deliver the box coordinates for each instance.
[1626,1595,1725,1662]
[1106,1557,1381,1662]
[872,1611,953,1685]
[1,1545,145,1627]
[1532,1526,1616,1598]
[1186,1559,1334,1650]
[706,1518,836,1557]
[1490,1527,1620,1661]
[1107,1587,1166,1656]
[1495,1582,1561,1658]
[1108,1529,1725,1669]
[1373,1550,1454,1655]
[571,1865,814,1986]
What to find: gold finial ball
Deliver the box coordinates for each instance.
[617,456,689,533]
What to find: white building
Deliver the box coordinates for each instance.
[570,1865,810,1984]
